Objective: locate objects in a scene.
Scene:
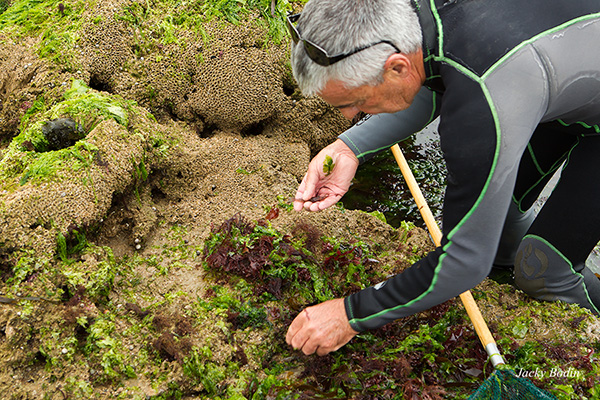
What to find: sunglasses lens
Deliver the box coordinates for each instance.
[304,42,330,66]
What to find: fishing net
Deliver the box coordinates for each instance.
[468,370,559,400]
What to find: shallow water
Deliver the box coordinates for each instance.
[342,120,445,228]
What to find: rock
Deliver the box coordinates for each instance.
[41,118,86,151]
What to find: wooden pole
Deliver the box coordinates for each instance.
[390,144,503,366]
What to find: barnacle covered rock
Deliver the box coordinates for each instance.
[74,3,348,146]
[0,81,160,254]
[0,36,63,142]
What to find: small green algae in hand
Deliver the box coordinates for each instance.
[322,155,335,176]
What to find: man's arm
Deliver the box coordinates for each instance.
[346,50,550,331]
[339,87,440,164]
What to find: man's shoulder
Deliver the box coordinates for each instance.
[433,0,600,75]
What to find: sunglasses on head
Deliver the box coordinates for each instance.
[286,13,401,67]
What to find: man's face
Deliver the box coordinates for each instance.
[317,52,426,120]
[318,77,418,120]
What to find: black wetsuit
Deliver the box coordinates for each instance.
[339,0,600,331]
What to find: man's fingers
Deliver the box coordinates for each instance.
[300,194,339,212]
[311,195,340,211]
[293,199,305,212]
[285,310,308,345]
[293,176,307,212]
[291,332,310,351]
[302,341,319,355]
[294,174,307,199]
[301,169,319,202]
[287,310,320,354]
[298,332,325,355]
[285,322,300,345]
[306,337,338,356]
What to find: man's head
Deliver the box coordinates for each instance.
[289,0,423,117]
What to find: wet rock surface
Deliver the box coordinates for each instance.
[41,118,86,151]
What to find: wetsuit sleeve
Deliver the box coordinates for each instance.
[338,87,440,164]
[345,46,550,331]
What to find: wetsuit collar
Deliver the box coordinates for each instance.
[411,0,444,92]
[411,0,438,57]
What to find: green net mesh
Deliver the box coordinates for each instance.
[468,370,559,400]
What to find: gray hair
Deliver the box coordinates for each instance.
[291,0,422,96]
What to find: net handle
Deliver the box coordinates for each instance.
[391,144,504,366]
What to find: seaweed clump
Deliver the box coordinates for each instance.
[200,211,484,399]
[205,212,281,280]
[203,209,380,305]
[199,212,600,400]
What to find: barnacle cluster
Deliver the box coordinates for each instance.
[0,0,345,257]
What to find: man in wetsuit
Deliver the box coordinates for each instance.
[284,0,600,356]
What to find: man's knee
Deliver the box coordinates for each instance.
[514,236,557,301]
[514,236,600,314]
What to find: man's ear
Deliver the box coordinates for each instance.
[383,53,412,80]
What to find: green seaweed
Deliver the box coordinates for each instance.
[0,80,135,187]
[56,229,88,264]
[114,0,305,51]
[85,314,137,381]
[0,208,597,399]
[200,0,297,44]
[322,154,335,176]
[0,0,9,14]
[0,0,91,70]
[61,245,119,302]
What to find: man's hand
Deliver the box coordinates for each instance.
[286,298,358,356]
[294,139,359,212]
